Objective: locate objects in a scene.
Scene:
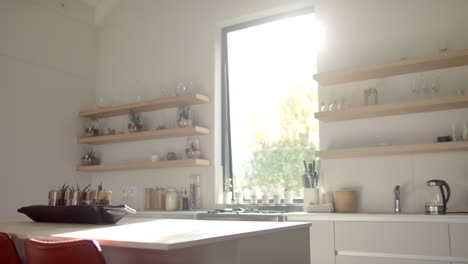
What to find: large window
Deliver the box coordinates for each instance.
[222,8,322,202]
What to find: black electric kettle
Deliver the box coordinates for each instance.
[425,180,450,215]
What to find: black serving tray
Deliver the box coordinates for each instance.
[18,205,136,225]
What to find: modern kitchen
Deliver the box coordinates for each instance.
[1,0,468,263]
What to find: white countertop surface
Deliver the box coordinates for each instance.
[285,212,468,223]
[0,216,310,250]
[132,210,468,223]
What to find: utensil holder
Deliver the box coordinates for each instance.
[304,188,320,206]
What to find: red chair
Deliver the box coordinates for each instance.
[0,232,22,264]
[24,238,106,264]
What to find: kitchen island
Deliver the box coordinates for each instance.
[0,216,310,264]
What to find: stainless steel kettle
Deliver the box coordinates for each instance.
[424,180,450,215]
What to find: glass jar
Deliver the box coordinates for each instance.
[165,188,178,211]
[185,137,201,159]
[153,188,166,210]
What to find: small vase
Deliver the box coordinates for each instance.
[185,137,201,159]
[284,191,294,204]
[251,194,258,204]
[273,194,281,204]
[128,123,143,133]
[262,194,269,204]
[177,106,192,127]
[97,190,112,205]
[234,192,243,204]
[178,119,193,128]
[223,191,232,204]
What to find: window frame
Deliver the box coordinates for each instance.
[221,7,315,203]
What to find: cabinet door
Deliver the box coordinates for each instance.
[337,256,448,264]
[310,221,335,264]
[449,224,468,258]
[335,222,450,256]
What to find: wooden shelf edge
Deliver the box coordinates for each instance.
[77,126,210,144]
[79,93,210,119]
[316,141,468,159]
[314,49,468,86]
[315,95,468,122]
[76,159,211,172]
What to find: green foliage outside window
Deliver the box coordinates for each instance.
[238,84,318,196]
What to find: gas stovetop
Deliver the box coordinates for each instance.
[205,208,290,214]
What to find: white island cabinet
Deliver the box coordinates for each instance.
[0,216,311,264]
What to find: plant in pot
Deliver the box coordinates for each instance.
[57,184,69,206]
[128,109,143,132]
[177,105,193,128]
[81,151,98,166]
[185,137,201,159]
[223,178,233,204]
[97,182,112,206]
[283,179,295,205]
[77,184,91,205]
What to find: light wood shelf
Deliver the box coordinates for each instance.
[315,95,468,122]
[313,49,468,86]
[77,126,210,145]
[316,141,468,159]
[79,93,210,119]
[76,159,211,172]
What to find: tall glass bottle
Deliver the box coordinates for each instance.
[190,175,201,210]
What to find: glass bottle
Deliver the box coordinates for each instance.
[190,175,201,210]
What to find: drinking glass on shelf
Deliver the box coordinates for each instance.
[160,85,173,98]
[319,102,328,112]
[337,97,348,110]
[328,101,338,111]
[412,74,427,100]
[451,123,460,141]
[430,75,440,98]
[176,82,187,96]
[463,122,468,141]
[456,87,466,96]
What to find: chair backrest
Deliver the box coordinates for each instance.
[24,238,106,264]
[0,232,23,264]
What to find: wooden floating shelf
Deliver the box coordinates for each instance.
[76,159,211,172]
[316,141,468,159]
[79,93,210,119]
[315,95,468,122]
[77,126,210,145]
[314,49,468,86]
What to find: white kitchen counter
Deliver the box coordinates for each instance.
[0,215,309,250]
[0,216,311,264]
[131,210,468,223]
[285,212,468,223]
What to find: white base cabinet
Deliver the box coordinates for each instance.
[304,221,468,264]
[449,224,468,258]
[310,221,335,264]
[335,222,450,256]
[336,256,448,264]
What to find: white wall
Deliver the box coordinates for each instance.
[94,0,313,210]
[0,0,96,216]
[95,0,468,212]
[317,0,468,213]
